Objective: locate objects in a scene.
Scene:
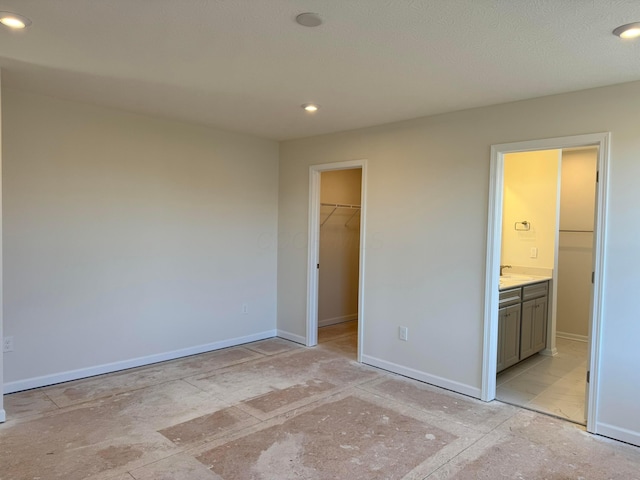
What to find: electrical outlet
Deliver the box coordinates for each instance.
[3,336,14,353]
[242,303,249,314]
[398,326,408,342]
[530,247,538,258]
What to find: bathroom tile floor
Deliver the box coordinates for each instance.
[496,337,588,424]
[2,330,638,479]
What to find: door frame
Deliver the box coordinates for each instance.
[481,133,610,434]
[306,159,367,362]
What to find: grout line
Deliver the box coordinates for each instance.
[43,391,64,409]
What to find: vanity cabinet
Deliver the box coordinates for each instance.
[497,280,549,373]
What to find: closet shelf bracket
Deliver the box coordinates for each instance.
[345,208,361,227]
[321,206,338,227]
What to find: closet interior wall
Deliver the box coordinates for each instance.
[318,169,362,327]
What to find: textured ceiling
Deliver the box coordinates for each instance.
[0,0,639,140]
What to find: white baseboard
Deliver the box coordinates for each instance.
[318,314,357,328]
[276,329,306,345]
[361,354,482,399]
[556,331,588,343]
[0,409,5,423]
[596,422,640,447]
[3,329,277,394]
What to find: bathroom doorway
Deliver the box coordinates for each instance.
[481,133,610,435]
[306,160,367,362]
[495,147,597,425]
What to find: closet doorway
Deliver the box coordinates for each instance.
[306,160,367,362]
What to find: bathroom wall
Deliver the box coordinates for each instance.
[318,169,361,326]
[501,150,560,272]
[556,148,598,339]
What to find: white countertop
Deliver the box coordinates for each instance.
[499,273,552,290]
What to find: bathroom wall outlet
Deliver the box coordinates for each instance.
[241,303,249,314]
[3,336,14,353]
[530,247,538,258]
[399,326,408,341]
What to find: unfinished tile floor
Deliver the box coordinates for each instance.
[497,337,588,424]
[2,325,640,479]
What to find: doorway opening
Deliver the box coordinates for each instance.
[482,133,609,435]
[306,160,367,362]
[496,147,598,424]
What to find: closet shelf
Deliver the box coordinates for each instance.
[320,202,361,227]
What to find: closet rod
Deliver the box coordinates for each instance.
[321,202,361,209]
[559,229,593,233]
[320,203,361,227]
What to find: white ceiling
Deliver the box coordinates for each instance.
[0,0,639,140]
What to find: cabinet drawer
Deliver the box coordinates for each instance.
[523,281,548,301]
[499,287,522,307]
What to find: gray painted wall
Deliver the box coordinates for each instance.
[2,89,279,389]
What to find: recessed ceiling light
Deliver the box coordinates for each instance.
[0,12,31,29]
[613,22,640,39]
[296,13,322,27]
[302,103,320,113]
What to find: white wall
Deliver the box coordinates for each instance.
[318,169,361,325]
[2,89,279,391]
[277,80,640,446]
[557,148,598,339]
[501,150,559,270]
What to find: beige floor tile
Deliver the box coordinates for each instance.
[361,376,518,433]
[496,373,550,398]
[0,380,229,480]
[2,333,637,480]
[495,386,537,405]
[3,389,59,419]
[243,337,302,356]
[193,388,483,480]
[130,454,222,479]
[101,473,137,480]
[158,406,259,448]
[428,409,640,479]
[0,412,178,480]
[319,333,358,359]
[239,379,338,420]
[44,347,263,408]
[496,338,588,424]
[185,347,380,405]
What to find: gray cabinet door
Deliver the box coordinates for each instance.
[503,304,521,370]
[521,296,547,360]
[497,304,521,373]
[531,296,547,354]
[520,299,536,360]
